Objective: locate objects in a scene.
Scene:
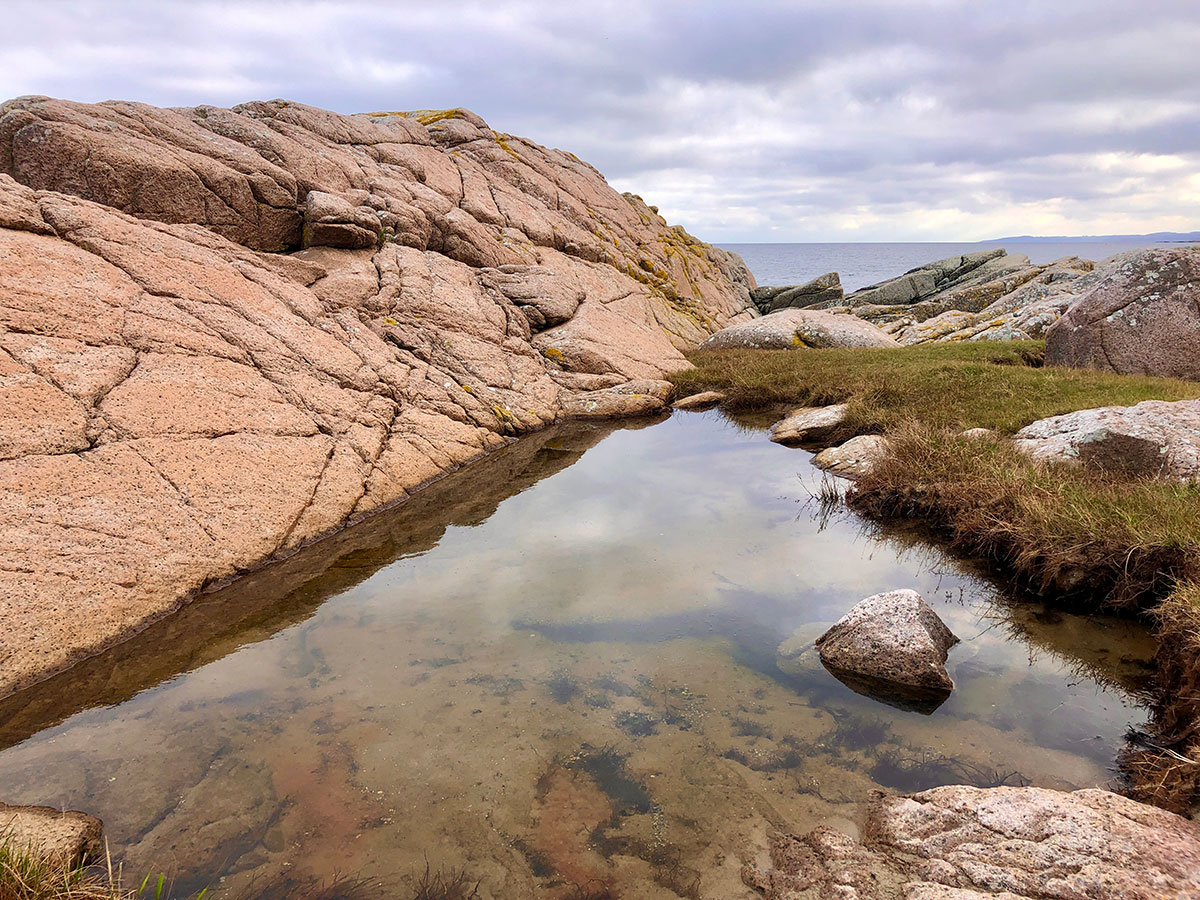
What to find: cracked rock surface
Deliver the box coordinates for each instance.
[744,786,1200,899]
[0,98,756,696]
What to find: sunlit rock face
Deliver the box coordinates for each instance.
[0,97,757,696]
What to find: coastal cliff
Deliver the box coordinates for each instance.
[0,97,756,696]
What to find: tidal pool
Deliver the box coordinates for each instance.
[0,410,1156,899]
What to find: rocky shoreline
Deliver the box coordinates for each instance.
[4,94,1200,898]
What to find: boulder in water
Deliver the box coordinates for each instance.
[816,589,959,710]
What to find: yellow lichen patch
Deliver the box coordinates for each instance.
[491,131,521,160]
[492,405,515,423]
[542,347,565,364]
[407,108,470,126]
[383,316,399,326]
[461,384,473,393]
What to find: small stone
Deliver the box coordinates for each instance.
[811,434,887,477]
[769,404,848,445]
[672,390,725,410]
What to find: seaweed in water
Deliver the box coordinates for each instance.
[614,710,659,737]
[248,873,384,900]
[544,669,582,704]
[871,748,1029,793]
[730,717,772,739]
[567,744,653,815]
[407,861,480,900]
[828,712,893,751]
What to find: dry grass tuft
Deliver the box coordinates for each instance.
[848,424,1200,609]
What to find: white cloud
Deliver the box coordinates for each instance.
[0,0,1197,241]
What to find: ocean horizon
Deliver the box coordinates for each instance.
[722,240,1186,292]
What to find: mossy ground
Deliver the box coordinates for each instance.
[672,340,1200,810]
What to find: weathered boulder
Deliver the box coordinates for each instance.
[745,786,1200,900]
[1013,399,1200,478]
[558,379,673,419]
[0,802,103,867]
[769,404,848,445]
[752,272,843,313]
[0,97,757,698]
[699,308,899,351]
[301,190,382,249]
[1046,246,1200,379]
[672,390,725,410]
[812,434,888,478]
[816,589,959,709]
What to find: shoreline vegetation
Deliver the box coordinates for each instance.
[672,340,1200,812]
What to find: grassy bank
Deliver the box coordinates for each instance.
[673,342,1200,811]
[674,341,1200,439]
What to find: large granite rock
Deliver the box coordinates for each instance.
[816,250,1114,345]
[1013,399,1200,478]
[1046,246,1200,379]
[700,308,899,350]
[0,97,757,697]
[0,801,103,867]
[744,786,1200,899]
[893,256,1099,345]
[752,272,843,313]
[816,589,959,710]
[838,249,1007,308]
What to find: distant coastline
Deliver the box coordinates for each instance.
[983,231,1200,243]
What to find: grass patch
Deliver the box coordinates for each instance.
[673,341,1200,437]
[849,425,1200,610]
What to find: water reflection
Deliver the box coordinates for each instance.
[0,411,1154,899]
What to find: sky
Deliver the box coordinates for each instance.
[2,0,1198,242]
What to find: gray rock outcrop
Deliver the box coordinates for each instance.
[752,272,843,313]
[816,589,959,709]
[743,785,1200,900]
[1046,246,1200,379]
[700,307,899,350]
[1013,399,1200,478]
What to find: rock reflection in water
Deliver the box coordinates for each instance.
[0,411,1155,900]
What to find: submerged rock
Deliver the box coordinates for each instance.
[0,801,102,867]
[0,96,756,697]
[752,272,843,313]
[769,404,848,445]
[812,434,888,478]
[744,785,1200,899]
[816,589,959,711]
[699,307,899,350]
[1046,246,1200,380]
[1013,399,1200,478]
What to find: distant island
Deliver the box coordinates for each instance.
[984,231,1200,243]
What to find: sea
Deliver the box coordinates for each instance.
[721,240,1188,292]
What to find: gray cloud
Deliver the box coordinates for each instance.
[1,0,1198,240]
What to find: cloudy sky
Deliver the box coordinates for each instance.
[3,0,1198,241]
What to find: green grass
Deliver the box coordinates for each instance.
[673,341,1200,437]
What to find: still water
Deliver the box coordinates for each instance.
[0,411,1155,899]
